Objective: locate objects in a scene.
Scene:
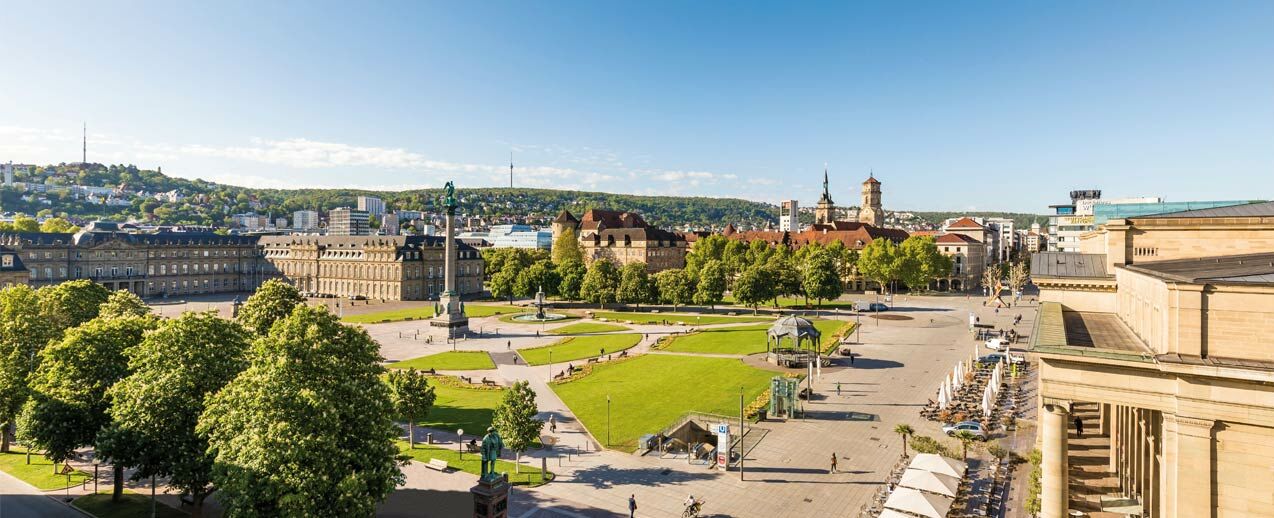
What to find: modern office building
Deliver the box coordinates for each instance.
[985,217,1017,262]
[380,212,400,235]
[231,212,268,230]
[357,195,386,216]
[458,224,552,249]
[779,200,799,232]
[1030,201,1274,518]
[292,210,319,231]
[329,208,370,236]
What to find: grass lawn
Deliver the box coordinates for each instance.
[547,322,630,335]
[398,441,552,487]
[74,492,188,518]
[518,334,642,366]
[342,304,521,324]
[551,355,774,451]
[0,447,91,490]
[589,311,770,325]
[388,351,496,371]
[662,319,851,355]
[722,295,858,310]
[420,379,505,434]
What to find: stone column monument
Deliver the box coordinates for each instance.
[430,181,470,336]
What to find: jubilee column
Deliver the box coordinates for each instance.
[430,181,470,336]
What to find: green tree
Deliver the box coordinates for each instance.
[732,265,775,314]
[551,227,583,265]
[492,380,540,474]
[198,306,403,517]
[0,285,59,453]
[857,238,902,294]
[514,260,560,299]
[617,263,653,308]
[893,423,914,457]
[654,268,694,311]
[694,260,727,309]
[767,251,803,307]
[236,278,305,335]
[18,316,153,499]
[557,259,587,301]
[721,239,749,281]
[38,217,79,233]
[11,216,38,232]
[802,251,843,308]
[898,236,951,293]
[1007,261,1030,298]
[954,429,979,460]
[98,312,250,515]
[685,234,727,274]
[490,266,520,303]
[98,290,152,319]
[385,369,436,451]
[580,259,620,309]
[37,279,111,333]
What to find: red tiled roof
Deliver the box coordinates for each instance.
[945,217,985,230]
[725,223,909,250]
[863,175,880,185]
[910,230,940,237]
[935,233,981,244]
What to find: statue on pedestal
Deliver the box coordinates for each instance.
[444,181,457,209]
[480,426,504,481]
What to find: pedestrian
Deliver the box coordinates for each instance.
[507,340,511,350]
[536,330,540,338]
[600,348,605,357]
[628,494,637,517]
[830,452,838,474]
[836,382,842,395]
[1075,416,1085,437]
[550,415,557,433]
[849,350,855,365]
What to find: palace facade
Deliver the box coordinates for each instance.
[554,209,687,273]
[0,222,484,301]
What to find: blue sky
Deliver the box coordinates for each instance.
[1,1,1271,212]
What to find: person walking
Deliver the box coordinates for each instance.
[849,350,855,366]
[549,415,557,434]
[628,494,637,517]
[507,340,511,350]
[830,452,838,474]
[836,382,842,395]
[1075,416,1085,437]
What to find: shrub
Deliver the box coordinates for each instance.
[1025,448,1043,515]
[909,435,955,457]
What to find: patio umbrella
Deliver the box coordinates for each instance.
[952,365,961,391]
[883,486,954,518]
[878,510,914,518]
[937,386,947,409]
[981,387,991,416]
[908,453,968,478]
[898,468,961,498]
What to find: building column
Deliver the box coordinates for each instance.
[1099,403,1111,436]
[1145,433,1157,518]
[1109,404,1121,472]
[1159,414,1178,518]
[1041,403,1070,518]
[1166,414,1215,517]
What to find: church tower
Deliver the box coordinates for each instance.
[814,167,836,225]
[859,173,884,226]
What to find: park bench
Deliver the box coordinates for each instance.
[553,371,567,380]
[466,442,481,453]
[481,377,497,387]
[424,368,436,375]
[587,357,600,364]
[425,459,449,472]
[460,376,473,384]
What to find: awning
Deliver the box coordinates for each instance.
[908,453,967,478]
[898,468,961,498]
[883,486,953,518]
[877,509,914,518]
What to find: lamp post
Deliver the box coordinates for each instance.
[606,395,611,447]
[548,349,553,382]
[739,386,745,481]
[457,428,465,460]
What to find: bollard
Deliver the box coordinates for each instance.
[541,457,547,481]
[426,432,433,445]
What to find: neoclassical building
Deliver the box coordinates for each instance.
[258,234,483,300]
[1029,201,1274,518]
[0,222,484,301]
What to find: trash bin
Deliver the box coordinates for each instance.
[426,433,433,445]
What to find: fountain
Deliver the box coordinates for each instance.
[512,286,568,322]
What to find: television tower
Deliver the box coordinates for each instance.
[82,123,87,164]
[509,151,514,189]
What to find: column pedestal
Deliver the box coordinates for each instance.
[1042,403,1070,518]
[470,474,510,518]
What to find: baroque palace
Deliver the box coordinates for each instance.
[1029,201,1274,518]
[0,221,484,300]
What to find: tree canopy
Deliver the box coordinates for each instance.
[492,380,540,473]
[236,279,305,335]
[580,259,620,308]
[0,285,59,453]
[617,263,654,307]
[386,369,436,451]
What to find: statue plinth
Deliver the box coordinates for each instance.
[470,473,510,518]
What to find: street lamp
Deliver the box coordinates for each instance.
[457,428,465,460]
[548,349,553,382]
[739,386,745,481]
[606,395,611,447]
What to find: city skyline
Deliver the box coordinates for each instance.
[2,1,1272,212]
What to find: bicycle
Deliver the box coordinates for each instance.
[681,499,705,517]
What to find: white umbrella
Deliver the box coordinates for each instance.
[983,386,993,416]
[898,468,961,498]
[878,510,914,518]
[883,486,954,518]
[909,453,968,478]
[937,387,947,409]
[952,365,961,391]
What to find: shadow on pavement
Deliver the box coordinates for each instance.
[566,463,718,490]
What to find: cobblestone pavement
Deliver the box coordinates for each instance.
[371,294,1040,517]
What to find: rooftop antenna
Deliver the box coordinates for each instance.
[82,123,87,164]
[509,151,514,189]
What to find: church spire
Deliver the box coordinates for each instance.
[822,164,830,200]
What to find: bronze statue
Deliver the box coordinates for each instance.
[479,426,504,480]
[444,181,457,208]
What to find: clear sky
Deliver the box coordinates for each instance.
[1,1,1271,212]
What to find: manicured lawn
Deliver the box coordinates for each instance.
[722,295,858,310]
[74,492,188,518]
[0,447,91,490]
[398,442,553,487]
[420,379,506,434]
[547,322,630,335]
[388,351,496,371]
[518,334,642,366]
[551,355,775,451]
[590,311,770,325]
[342,304,521,323]
[662,319,852,355]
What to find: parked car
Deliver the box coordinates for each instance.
[1002,349,1027,365]
[984,338,1010,351]
[349,294,368,301]
[942,421,988,441]
[866,303,889,312]
[977,354,1004,365]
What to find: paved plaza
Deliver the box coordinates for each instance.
[362,294,1039,518]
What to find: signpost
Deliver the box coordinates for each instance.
[714,423,730,472]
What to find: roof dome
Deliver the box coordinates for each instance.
[767,315,821,340]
